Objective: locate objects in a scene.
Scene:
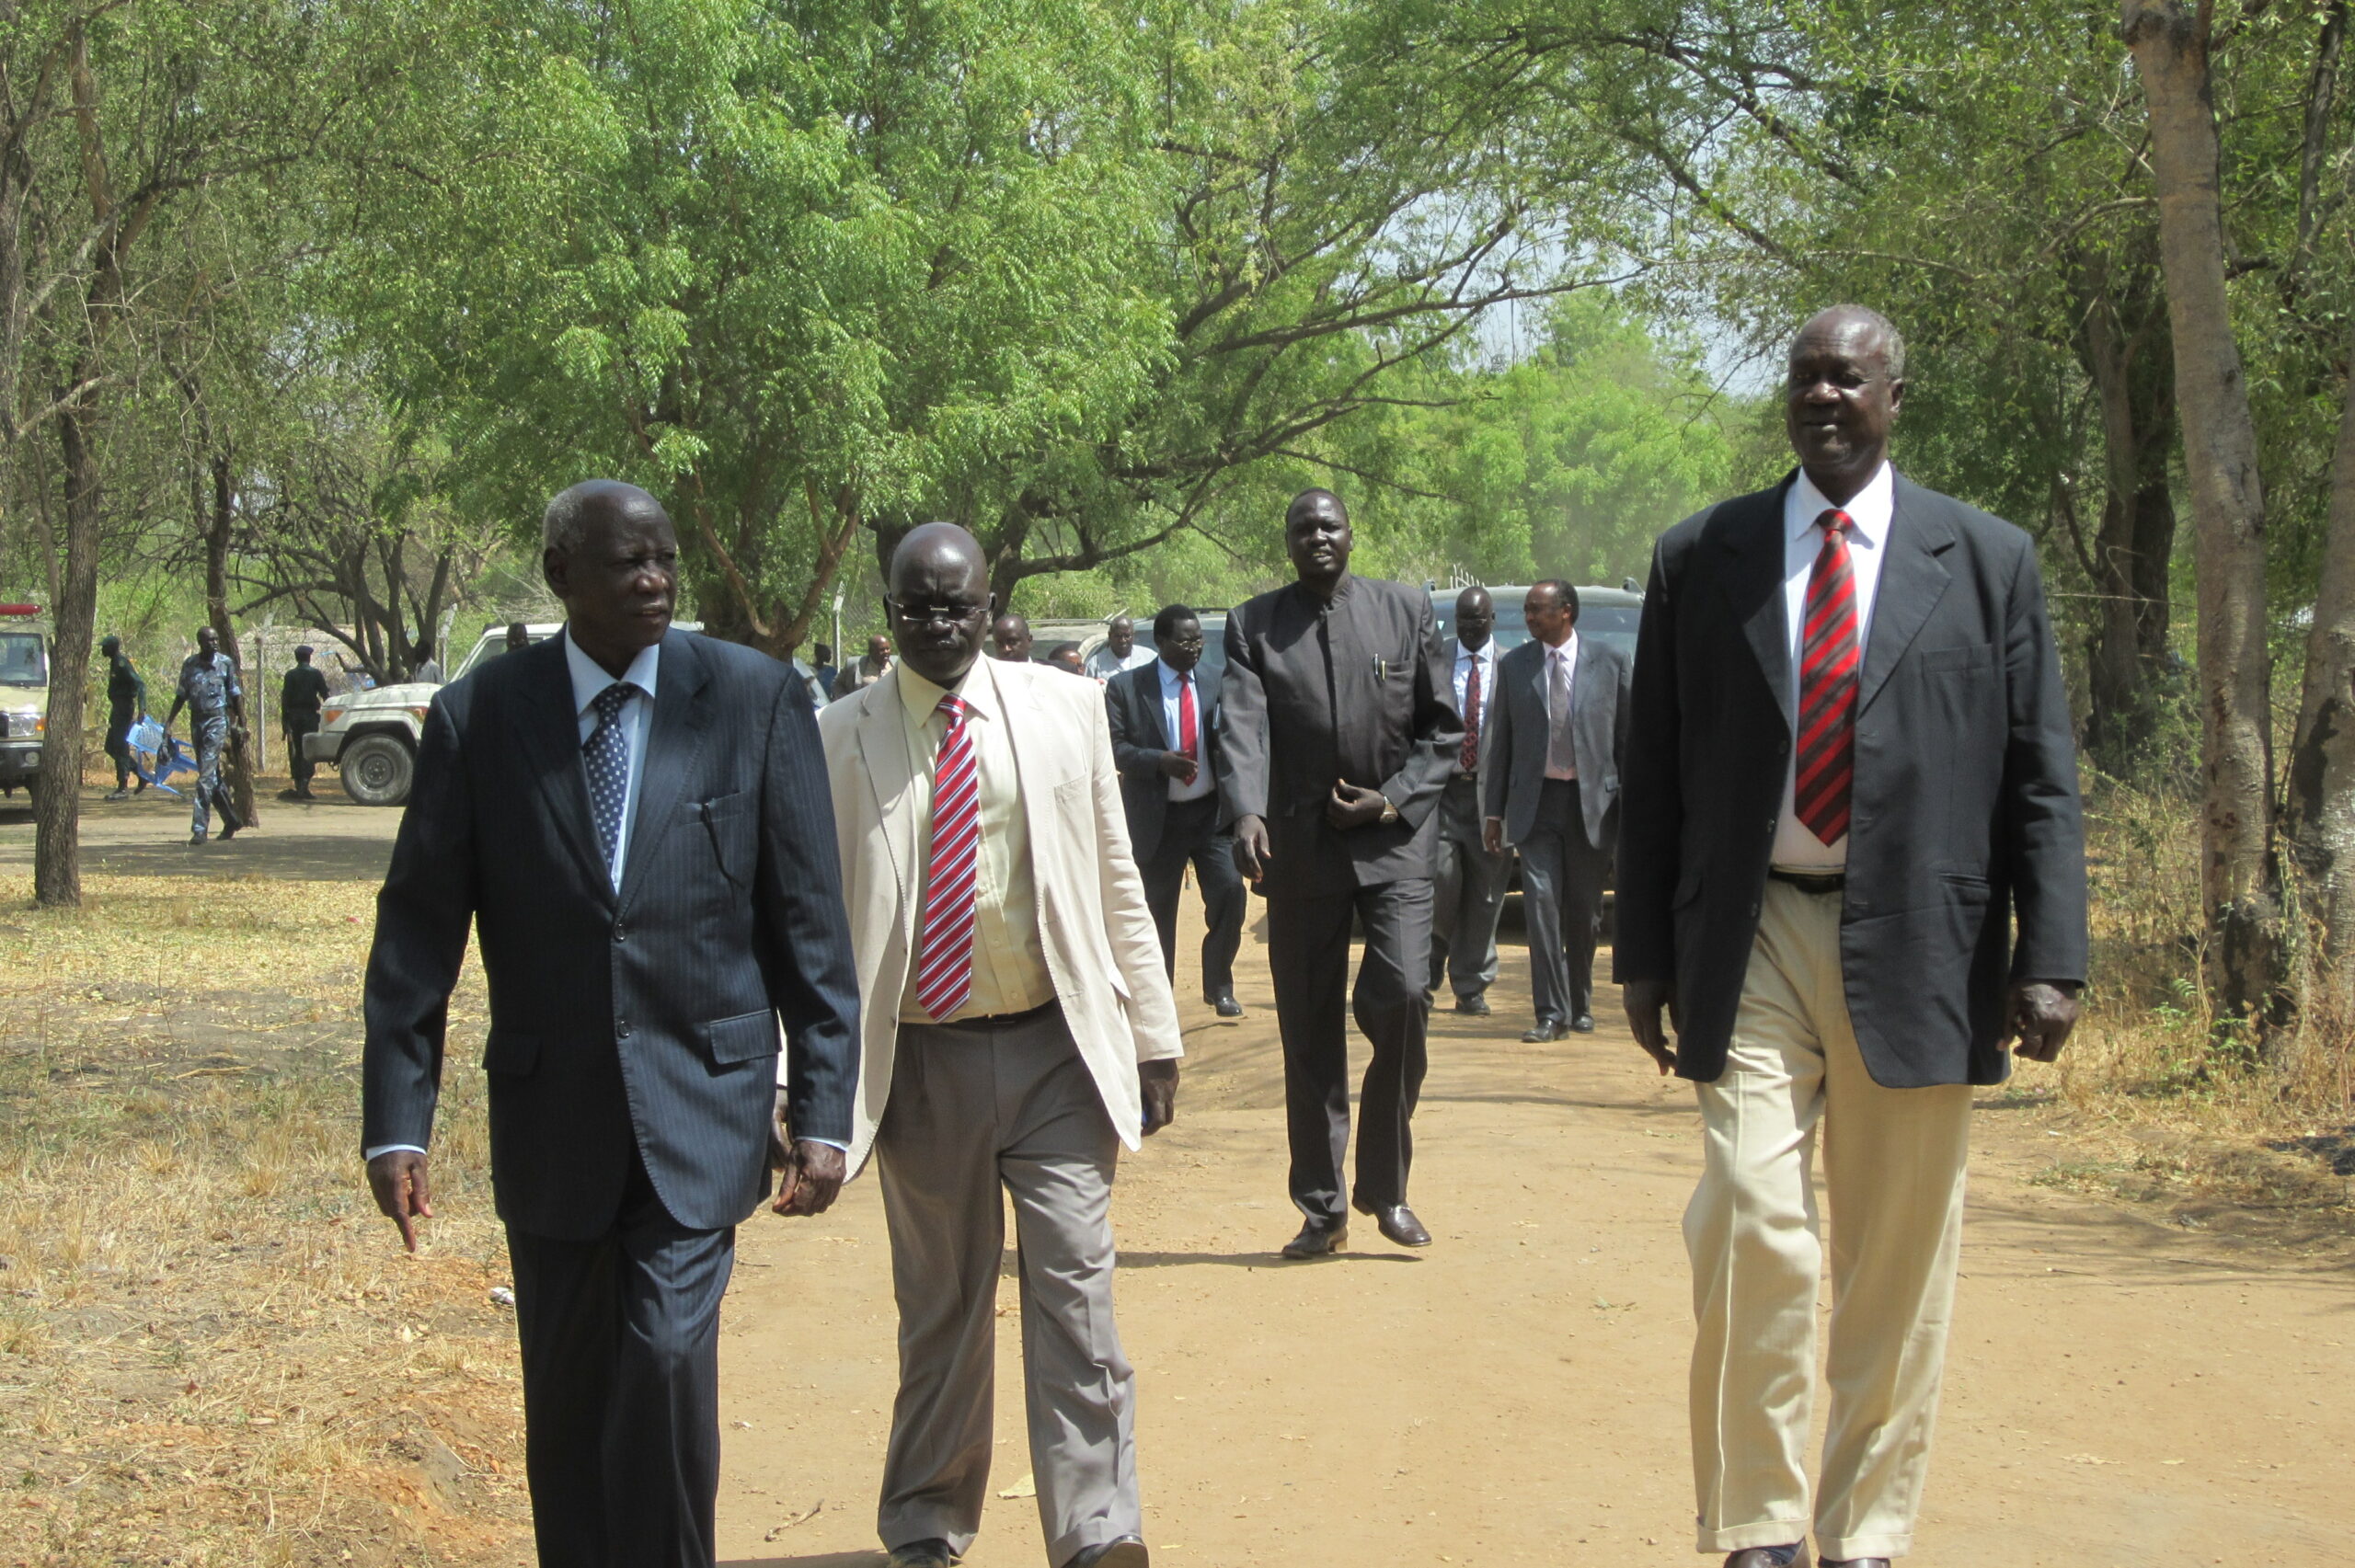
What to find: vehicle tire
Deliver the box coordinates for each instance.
[339,734,415,807]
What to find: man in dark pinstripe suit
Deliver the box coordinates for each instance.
[362,481,861,1568]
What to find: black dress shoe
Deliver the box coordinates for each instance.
[887,1540,959,1568]
[1723,1547,1808,1568]
[1453,995,1491,1016]
[1521,1019,1568,1042]
[1208,992,1243,1017]
[1065,1539,1148,1568]
[1280,1219,1347,1258]
[1352,1198,1431,1248]
[1569,1013,1594,1032]
[1818,1559,1884,1568]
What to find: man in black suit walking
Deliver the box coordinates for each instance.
[1616,307,2086,1568]
[1481,581,1631,1040]
[1428,587,1510,1016]
[362,480,860,1568]
[1108,603,1246,1016]
[1222,489,1462,1256]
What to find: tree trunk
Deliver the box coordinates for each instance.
[203,452,258,829]
[2123,0,2288,1044]
[33,386,100,907]
[2284,344,2355,1021]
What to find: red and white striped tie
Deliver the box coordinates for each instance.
[1795,509,1860,843]
[913,693,981,1021]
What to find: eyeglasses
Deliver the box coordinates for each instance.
[885,597,988,628]
[1164,637,1205,650]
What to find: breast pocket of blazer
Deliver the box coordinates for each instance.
[686,792,757,891]
[1916,643,1996,678]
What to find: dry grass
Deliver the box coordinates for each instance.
[0,876,527,1566]
[2022,776,2355,1252]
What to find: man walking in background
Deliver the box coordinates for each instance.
[162,626,247,845]
[1109,603,1246,1017]
[1482,581,1630,1041]
[280,645,331,802]
[810,643,840,699]
[1046,641,1086,677]
[1084,614,1155,682]
[819,522,1176,1568]
[1222,487,1461,1256]
[991,612,1035,662]
[833,632,894,701]
[1429,587,1510,1016]
[99,635,145,800]
[362,479,861,1568]
[411,638,443,684]
[1617,306,2087,1568]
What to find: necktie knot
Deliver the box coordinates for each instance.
[936,693,966,721]
[1819,508,1855,539]
[592,682,637,725]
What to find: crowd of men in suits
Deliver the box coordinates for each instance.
[359,303,2086,1568]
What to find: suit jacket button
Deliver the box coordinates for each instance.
[615,1019,631,1038]
[614,923,627,943]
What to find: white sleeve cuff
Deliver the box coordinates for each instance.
[363,1144,427,1161]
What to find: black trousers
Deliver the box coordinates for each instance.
[1139,794,1246,998]
[1266,878,1433,1224]
[284,712,319,786]
[1519,778,1610,1025]
[505,1152,736,1568]
[103,706,135,787]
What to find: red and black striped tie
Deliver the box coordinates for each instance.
[1795,509,1859,844]
[913,694,980,1020]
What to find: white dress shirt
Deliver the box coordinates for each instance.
[1085,641,1156,682]
[1156,659,1216,802]
[1451,639,1498,751]
[1772,462,1894,872]
[566,630,661,890]
[1541,629,1581,781]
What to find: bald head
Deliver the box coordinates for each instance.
[1454,586,1495,652]
[888,522,995,687]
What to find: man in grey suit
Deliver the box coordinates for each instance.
[1430,587,1511,1015]
[1482,580,1631,1041]
[1223,488,1463,1256]
[1617,307,2086,1568]
[362,481,861,1568]
[1108,603,1246,1016]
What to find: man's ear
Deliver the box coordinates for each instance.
[542,547,569,599]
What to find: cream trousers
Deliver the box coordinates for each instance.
[1685,878,1973,1560]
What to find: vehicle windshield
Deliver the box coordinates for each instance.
[0,632,47,687]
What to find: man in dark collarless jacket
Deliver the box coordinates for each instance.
[1615,308,2085,1568]
[1220,488,1462,1257]
[362,481,859,1568]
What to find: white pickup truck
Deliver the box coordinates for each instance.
[304,621,824,807]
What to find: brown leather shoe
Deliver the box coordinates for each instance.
[1819,1559,1885,1568]
[1353,1198,1432,1247]
[1280,1219,1347,1258]
[1723,1548,1809,1568]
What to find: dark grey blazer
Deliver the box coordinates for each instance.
[1218,574,1464,898]
[362,630,861,1240]
[1480,635,1631,851]
[1106,659,1226,863]
[1614,472,2088,1088]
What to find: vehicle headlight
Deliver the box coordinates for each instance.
[403,704,431,721]
[322,705,346,725]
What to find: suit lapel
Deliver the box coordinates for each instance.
[854,667,918,901]
[1856,475,1956,716]
[513,636,612,905]
[617,632,715,913]
[1722,475,1799,736]
[1133,667,1170,750]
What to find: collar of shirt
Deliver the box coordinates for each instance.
[1540,629,1580,667]
[1785,461,1894,552]
[564,629,661,717]
[897,656,998,728]
[1455,640,1495,670]
[1156,658,1197,696]
[1291,571,1354,610]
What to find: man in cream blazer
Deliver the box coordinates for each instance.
[813,523,1181,1568]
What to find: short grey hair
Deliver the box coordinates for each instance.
[1793,304,1906,381]
[542,479,662,558]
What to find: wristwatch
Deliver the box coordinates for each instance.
[1379,797,1400,826]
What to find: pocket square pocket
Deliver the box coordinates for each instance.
[702,1009,779,1065]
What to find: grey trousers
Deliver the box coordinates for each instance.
[1430,775,1511,1001]
[189,715,241,839]
[875,1008,1140,1566]
[1519,778,1609,1025]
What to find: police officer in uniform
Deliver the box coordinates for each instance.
[99,635,147,800]
[162,626,247,844]
[281,646,331,801]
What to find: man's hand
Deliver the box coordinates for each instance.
[1155,751,1198,784]
[1233,814,1271,882]
[1140,1059,1179,1136]
[2005,979,2082,1063]
[1482,817,1505,856]
[771,1140,847,1218]
[1623,979,1678,1075]
[366,1150,434,1253]
[1326,781,1389,830]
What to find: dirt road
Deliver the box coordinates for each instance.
[716,908,2354,1567]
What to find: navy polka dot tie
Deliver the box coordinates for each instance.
[584,681,639,874]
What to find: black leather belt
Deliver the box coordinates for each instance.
[935,998,1062,1033]
[1769,868,1846,895]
